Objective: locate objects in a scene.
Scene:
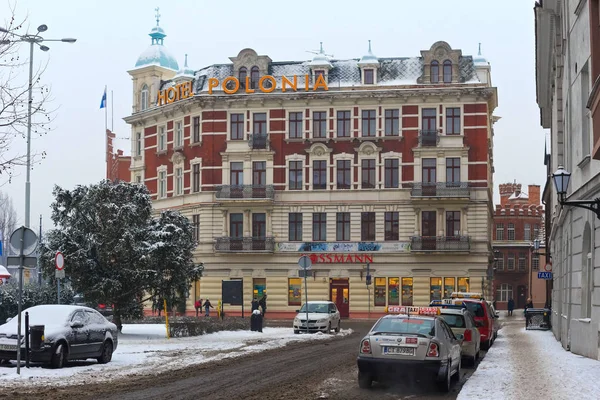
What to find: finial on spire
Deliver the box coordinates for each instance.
[478,42,482,56]
[319,41,324,54]
[155,7,161,26]
[184,53,188,67]
[368,40,372,53]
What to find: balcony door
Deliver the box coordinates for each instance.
[252,213,266,250]
[252,161,266,198]
[421,108,437,146]
[421,211,437,250]
[230,162,244,198]
[422,158,437,196]
[230,213,244,251]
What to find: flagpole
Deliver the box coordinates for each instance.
[104,85,108,163]
[111,90,114,131]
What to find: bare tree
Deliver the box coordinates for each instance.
[0,4,52,184]
[0,191,17,265]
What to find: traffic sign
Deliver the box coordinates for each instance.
[298,255,312,270]
[538,271,553,280]
[55,269,65,279]
[9,226,38,256]
[544,261,552,272]
[55,252,65,271]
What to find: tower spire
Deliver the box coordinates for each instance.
[319,41,324,54]
[184,53,188,67]
[478,42,482,56]
[155,7,161,26]
[368,39,372,53]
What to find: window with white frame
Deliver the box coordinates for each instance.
[507,223,515,240]
[496,223,504,240]
[496,283,513,302]
[192,116,201,143]
[158,126,167,151]
[384,159,399,188]
[518,253,527,271]
[192,163,201,192]
[135,132,142,157]
[158,169,167,198]
[336,159,351,189]
[175,167,183,196]
[289,112,303,139]
[532,253,539,270]
[337,110,351,138]
[175,121,183,148]
[140,84,149,111]
[361,110,376,137]
[384,109,399,136]
[524,224,531,241]
[313,160,327,189]
[507,253,515,270]
[496,254,504,271]
[289,160,303,190]
[192,214,200,242]
[313,111,327,138]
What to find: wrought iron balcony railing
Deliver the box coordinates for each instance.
[411,182,470,197]
[418,130,440,147]
[410,236,470,251]
[215,236,275,252]
[249,133,268,149]
[215,184,275,200]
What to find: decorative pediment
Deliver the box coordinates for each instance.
[170,150,186,164]
[418,41,463,84]
[355,141,382,156]
[306,143,332,157]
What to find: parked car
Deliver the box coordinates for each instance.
[438,306,481,366]
[293,301,341,334]
[356,306,462,392]
[0,304,118,368]
[446,293,496,349]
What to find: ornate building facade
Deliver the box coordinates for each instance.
[125,16,498,318]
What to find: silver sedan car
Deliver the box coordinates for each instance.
[356,306,463,392]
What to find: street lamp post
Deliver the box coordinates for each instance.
[552,165,600,218]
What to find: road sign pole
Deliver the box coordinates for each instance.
[16,226,25,375]
[57,279,61,305]
[304,272,309,329]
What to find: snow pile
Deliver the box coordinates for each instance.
[458,315,600,400]
[0,324,352,388]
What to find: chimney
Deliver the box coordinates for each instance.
[528,185,541,205]
[499,182,518,206]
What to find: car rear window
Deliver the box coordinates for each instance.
[440,314,466,328]
[373,318,435,336]
[463,302,485,317]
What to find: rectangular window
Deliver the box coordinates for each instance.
[175,121,183,148]
[192,214,200,242]
[252,213,266,239]
[361,159,376,188]
[192,164,200,193]
[496,223,504,240]
[384,159,399,188]
[422,158,437,183]
[337,110,351,137]
[444,277,456,299]
[175,167,183,195]
[524,224,531,241]
[230,113,244,140]
[313,111,327,138]
[288,278,302,306]
[289,161,303,190]
[457,277,469,292]
[421,108,437,131]
[252,161,266,185]
[402,278,413,306]
[507,253,515,270]
[193,116,201,142]
[313,160,327,189]
[445,107,461,135]
[336,160,351,189]
[364,69,374,84]
[289,112,303,139]
[253,113,267,134]
[230,162,244,185]
[496,283,513,302]
[136,132,142,156]
[508,223,515,240]
[518,253,527,271]
[388,278,400,306]
[361,110,376,137]
[361,212,376,241]
[336,212,351,241]
[312,213,327,241]
[430,277,442,301]
[374,277,386,306]
[158,170,166,198]
[158,126,166,151]
[496,255,504,271]
[230,213,243,239]
[446,211,460,236]
[384,109,400,136]
[253,278,266,299]
[384,212,399,241]
[532,254,540,270]
[135,175,142,183]
[289,213,303,241]
[446,158,460,184]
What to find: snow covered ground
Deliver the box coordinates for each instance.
[0,324,352,388]
[458,311,600,400]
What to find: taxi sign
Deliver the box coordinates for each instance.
[387,306,441,315]
[450,292,484,299]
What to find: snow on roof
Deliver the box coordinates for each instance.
[0,265,10,278]
[508,191,529,200]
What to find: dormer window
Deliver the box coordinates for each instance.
[251,66,260,89]
[364,69,374,85]
[140,84,149,111]
[443,60,452,83]
[239,67,247,86]
[430,61,439,83]
[314,70,325,78]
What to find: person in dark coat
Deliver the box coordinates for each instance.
[524,298,534,326]
[204,299,214,317]
[259,294,267,318]
[251,298,260,312]
[507,298,515,316]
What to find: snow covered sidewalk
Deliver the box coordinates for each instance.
[458,312,600,400]
[0,324,352,388]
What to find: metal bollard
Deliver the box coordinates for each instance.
[25,312,29,368]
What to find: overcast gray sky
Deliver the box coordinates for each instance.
[0,0,546,232]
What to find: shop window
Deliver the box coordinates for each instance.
[253,278,266,299]
[402,278,413,306]
[388,278,400,306]
[374,277,386,306]
[430,277,442,301]
[444,277,455,298]
[457,277,470,292]
[288,278,302,306]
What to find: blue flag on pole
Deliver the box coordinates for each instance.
[100,88,107,109]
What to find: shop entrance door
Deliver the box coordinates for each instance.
[330,279,350,318]
[517,285,527,309]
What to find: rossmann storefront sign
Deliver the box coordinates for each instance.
[156,74,328,106]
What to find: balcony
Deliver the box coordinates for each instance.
[215,237,275,253]
[249,133,268,150]
[410,236,470,252]
[418,130,440,147]
[215,184,275,200]
[411,182,470,198]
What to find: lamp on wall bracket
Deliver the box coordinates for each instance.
[532,239,550,257]
[553,165,600,219]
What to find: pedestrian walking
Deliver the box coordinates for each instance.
[204,298,214,317]
[507,298,515,316]
[259,294,267,318]
[194,299,203,318]
[524,297,534,327]
[251,297,260,312]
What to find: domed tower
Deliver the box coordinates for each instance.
[473,43,492,85]
[358,40,380,85]
[173,54,195,85]
[128,8,179,113]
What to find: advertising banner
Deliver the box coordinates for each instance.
[275,241,411,253]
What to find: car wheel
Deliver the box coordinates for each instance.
[452,358,461,382]
[358,370,372,389]
[326,322,332,334]
[335,321,341,333]
[97,341,113,364]
[294,329,299,334]
[437,362,451,392]
[50,343,66,369]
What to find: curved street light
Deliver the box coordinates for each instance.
[552,165,600,219]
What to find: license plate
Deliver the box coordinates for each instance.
[0,344,17,351]
[383,346,415,356]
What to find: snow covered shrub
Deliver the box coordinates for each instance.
[0,281,74,322]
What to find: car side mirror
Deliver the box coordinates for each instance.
[475,321,484,327]
[295,310,300,313]
[70,320,84,329]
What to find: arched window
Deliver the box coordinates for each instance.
[140,84,149,111]
[250,66,260,89]
[430,61,439,83]
[239,67,247,86]
[443,60,452,83]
